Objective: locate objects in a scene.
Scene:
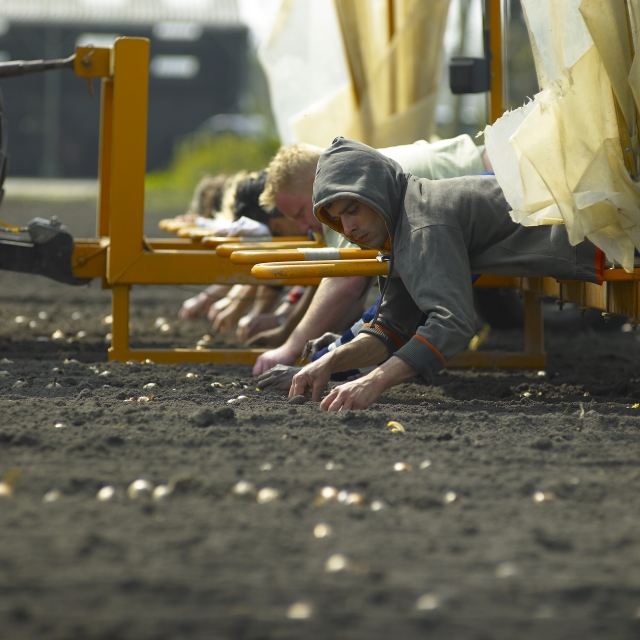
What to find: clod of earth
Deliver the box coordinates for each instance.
[288,395,306,405]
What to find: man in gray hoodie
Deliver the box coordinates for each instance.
[289,137,605,411]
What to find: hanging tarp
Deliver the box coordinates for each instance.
[259,0,450,148]
[485,0,640,272]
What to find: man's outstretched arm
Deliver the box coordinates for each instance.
[252,275,369,376]
[288,332,416,410]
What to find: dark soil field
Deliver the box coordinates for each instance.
[1,200,640,639]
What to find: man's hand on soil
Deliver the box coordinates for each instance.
[320,377,382,411]
[289,359,333,402]
[252,344,298,376]
[256,365,301,391]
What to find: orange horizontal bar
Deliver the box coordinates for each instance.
[202,235,307,248]
[108,347,267,365]
[231,247,378,265]
[602,268,640,281]
[216,240,323,257]
[109,250,321,286]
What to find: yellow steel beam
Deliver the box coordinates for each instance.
[108,251,321,286]
[108,348,267,365]
[252,259,389,279]
[231,247,379,265]
[215,239,323,257]
[106,37,149,283]
[97,78,113,237]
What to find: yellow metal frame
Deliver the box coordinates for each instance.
[69,38,317,364]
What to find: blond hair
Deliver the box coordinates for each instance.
[259,143,324,210]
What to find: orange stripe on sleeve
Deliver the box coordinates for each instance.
[413,335,447,367]
[362,322,403,349]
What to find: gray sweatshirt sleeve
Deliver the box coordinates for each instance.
[361,225,477,380]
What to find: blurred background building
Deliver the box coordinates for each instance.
[0,0,538,182]
[0,0,250,177]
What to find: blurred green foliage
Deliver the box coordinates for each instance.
[145,133,280,211]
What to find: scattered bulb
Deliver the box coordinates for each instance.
[104,333,112,343]
[325,461,335,470]
[419,459,432,469]
[152,485,172,501]
[46,380,62,389]
[29,320,37,329]
[211,382,223,388]
[51,329,65,340]
[227,395,247,404]
[137,395,154,403]
[394,462,412,472]
[97,486,116,501]
[370,500,387,511]
[259,462,273,471]
[344,492,365,506]
[38,311,49,320]
[257,487,281,504]
[1,358,13,364]
[231,480,257,500]
[0,482,13,497]
[127,479,154,499]
[443,491,459,505]
[185,373,197,379]
[495,562,518,578]
[12,380,26,388]
[14,315,27,324]
[126,360,137,365]
[415,593,440,611]
[337,490,349,504]
[537,370,546,377]
[200,334,212,343]
[313,523,332,539]
[54,422,65,429]
[75,331,87,340]
[325,554,349,573]
[99,370,110,377]
[0,371,10,377]
[43,489,62,503]
[154,317,166,328]
[532,491,555,503]
[143,359,154,365]
[522,391,532,398]
[142,383,157,390]
[160,323,171,333]
[63,359,80,365]
[315,486,339,505]
[386,420,405,433]
[71,311,82,320]
[286,602,313,620]
[102,314,113,325]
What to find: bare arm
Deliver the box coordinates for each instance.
[288,332,389,402]
[252,276,369,375]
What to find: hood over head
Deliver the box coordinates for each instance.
[313,137,407,249]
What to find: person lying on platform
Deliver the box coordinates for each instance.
[252,134,493,375]
[178,170,299,322]
[286,137,604,411]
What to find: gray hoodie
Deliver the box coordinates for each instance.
[313,138,603,381]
